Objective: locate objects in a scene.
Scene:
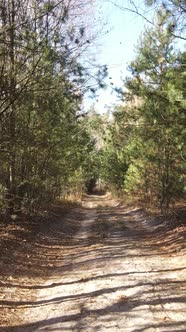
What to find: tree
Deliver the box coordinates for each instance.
[124,10,185,210]
[101,9,185,210]
[110,0,186,40]
[144,0,186,40]
[0,0,102,214]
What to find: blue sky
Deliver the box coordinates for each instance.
[83,0,153,113]
[82,0,185,113]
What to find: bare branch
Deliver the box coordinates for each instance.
[171,33,186,41]
[108,0,154,25]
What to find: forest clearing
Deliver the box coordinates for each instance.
[0,0,185,330]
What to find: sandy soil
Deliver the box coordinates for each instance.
[0,195,186,331]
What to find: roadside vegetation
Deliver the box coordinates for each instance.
[0,0,185,216]
[0,0,107,216]
[100,8,185,212]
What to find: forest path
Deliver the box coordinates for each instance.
[1,195,186,332]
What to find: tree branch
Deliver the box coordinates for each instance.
[108,0,154,25]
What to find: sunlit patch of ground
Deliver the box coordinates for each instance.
[0,195,186,331]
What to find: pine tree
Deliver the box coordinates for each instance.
[0,0,100,214]
[102,9,185,210]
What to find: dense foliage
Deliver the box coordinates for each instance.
[0,1,185,216]
[0,0,100,214]
[100,9,185,211]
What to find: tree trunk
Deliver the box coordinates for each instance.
[7,0,16,213]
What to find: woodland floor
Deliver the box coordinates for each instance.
[0,194,186,331]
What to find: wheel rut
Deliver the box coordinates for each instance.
[2,195,186,332]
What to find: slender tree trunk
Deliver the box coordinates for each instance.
[7,0,16,213]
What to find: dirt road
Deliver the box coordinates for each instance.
[1,195,186,331]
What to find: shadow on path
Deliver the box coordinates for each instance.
[0,195,186,331]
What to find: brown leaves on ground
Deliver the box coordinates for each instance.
[0,197,185,328]
[0,203,83,327]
